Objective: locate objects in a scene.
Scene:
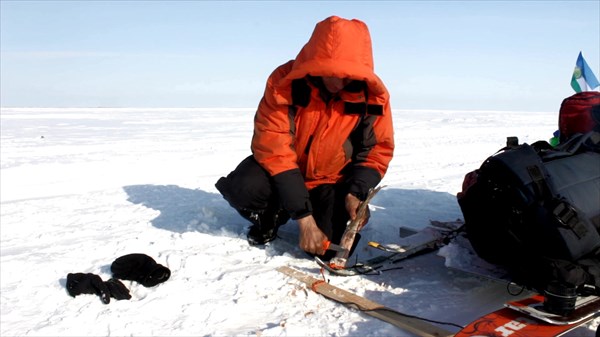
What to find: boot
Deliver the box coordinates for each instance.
[243,209,289,246]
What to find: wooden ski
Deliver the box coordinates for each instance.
[276,266,454,337]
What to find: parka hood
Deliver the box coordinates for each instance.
[273,16,388,104]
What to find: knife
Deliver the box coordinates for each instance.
[322,240,349,253]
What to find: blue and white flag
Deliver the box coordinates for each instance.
[570,52,600,92]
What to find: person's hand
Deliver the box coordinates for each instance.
[345,193,369,230]
[297,215,328,255]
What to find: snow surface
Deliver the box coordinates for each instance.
[1,107,598,336]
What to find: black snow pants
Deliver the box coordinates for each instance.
[215,155,353,257]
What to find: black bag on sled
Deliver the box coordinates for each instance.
[457,131,600,294]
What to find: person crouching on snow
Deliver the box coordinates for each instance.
[215,16,394,260]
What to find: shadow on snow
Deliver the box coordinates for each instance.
[123,184,246,235]
[122,184,462,255]
[122,184,461,232]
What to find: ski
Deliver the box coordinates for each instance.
[455,294,600,337]
[369,221,462,254]
[438,230,514,283]
[276,266,455,337]
[316,220,463,276]
[505,294,600,325]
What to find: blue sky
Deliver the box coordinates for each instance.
[1,1,599,111]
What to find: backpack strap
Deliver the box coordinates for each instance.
[543,131,600,160]
[548,200,589,239]
[519,147,591,240]
[526,164,552,201]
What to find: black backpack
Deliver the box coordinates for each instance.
[457,132,600,293]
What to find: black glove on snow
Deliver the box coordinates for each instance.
[66,273,111,304]
[111,254,170,287]
[105,278,132,300]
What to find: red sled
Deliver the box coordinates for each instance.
[455,295,599,337]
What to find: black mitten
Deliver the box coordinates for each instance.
[105,278,132,300]
[111,254,170,287]
[66,273,111,304]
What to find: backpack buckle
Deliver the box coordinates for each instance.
[552,201,587,238]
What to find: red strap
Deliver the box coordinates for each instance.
[310,267,329,292]
[311,280,326,292]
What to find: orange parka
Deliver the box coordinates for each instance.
[251,16,394,219]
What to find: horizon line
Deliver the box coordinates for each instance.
[0,106,555,114]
